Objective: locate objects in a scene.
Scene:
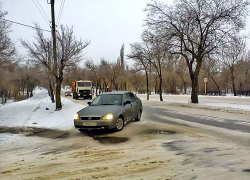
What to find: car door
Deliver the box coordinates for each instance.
[128,92,139,118]
[123,93,133,122]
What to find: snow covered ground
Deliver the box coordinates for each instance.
[137,94,250,111]
[0,97,15,105]
[0,88,85,130]
[0,88,85,144]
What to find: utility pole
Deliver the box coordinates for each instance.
[50,0,57,77]
[49,0,62,109]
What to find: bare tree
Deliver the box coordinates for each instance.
[145,0,249,103]
[174,56,189,94]
[22,24,90,109]
[202,57,222,95]
[235,52,250,94]
[100,59,123,91]
[128,42,151,100]
[142,31,170,101]
[54,25,90,109]
[129,69,144,93]
[221,34,246,96]
[0,4,15,68]
[21,25,55,103]
[99,59,111,92]
[85,59,101,96]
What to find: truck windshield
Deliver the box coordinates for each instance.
[77,82,91,87]
[91,94,122,106]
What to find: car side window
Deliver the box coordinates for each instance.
[124,93,130,102]
[128,92,136,102]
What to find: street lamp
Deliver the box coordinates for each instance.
[204,78,208,95]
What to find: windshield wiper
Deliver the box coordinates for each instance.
[102,104,116,105]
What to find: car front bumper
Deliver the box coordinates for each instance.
[74,119,116,130]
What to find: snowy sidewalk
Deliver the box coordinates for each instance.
[0,88,85,130]
[137,94,250,111]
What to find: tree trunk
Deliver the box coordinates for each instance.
[189,59,202,103]
[124,82,127,91]
[155,76,157,94]
[114,83,119,91]
[55,77,62,110]
[27,90,29,98]
[30,90,33,97]
[4,92,7,104]
[239,83,243,95]
[191,74,199,103]
[159,77,163,101]
[49,80,55,103]
[183,81,187,95]
[230,67,237,96]
[145,70,149,100]
[211,77,221,96]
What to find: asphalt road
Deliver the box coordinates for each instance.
[142,102,250,133]
[70,95,250,135]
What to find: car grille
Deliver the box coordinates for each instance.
[79,90,90,94]
[80,117,101,120]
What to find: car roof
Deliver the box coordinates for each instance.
[100,91,130,95]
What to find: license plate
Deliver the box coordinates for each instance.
[82,122,97,126]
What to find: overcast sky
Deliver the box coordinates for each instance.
[1,0,159,66]
[1,0,250,67]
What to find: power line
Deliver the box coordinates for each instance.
[56,0,63,25]
[0,18,51,32]
[32,0,51,27]
[56,0,65,26]
[35,0,51,23]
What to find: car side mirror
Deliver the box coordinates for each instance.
[124,101,131,105]
[87,102,91,106]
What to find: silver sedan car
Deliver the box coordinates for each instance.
[74,91,143,131]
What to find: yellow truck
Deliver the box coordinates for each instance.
[72,80,92,99]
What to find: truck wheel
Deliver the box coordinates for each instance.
[89,95,92,99]
[75,94,78,100]
[73,93,76,99]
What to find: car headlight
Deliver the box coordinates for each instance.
[103,113,113,120]
[74,113,80,120]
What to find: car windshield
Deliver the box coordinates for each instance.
[77,82,91,87]
[91,94,122,106]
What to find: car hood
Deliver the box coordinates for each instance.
[78,105,121,117]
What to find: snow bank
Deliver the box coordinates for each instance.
[199,102,250,110]
[0,88,85,130]
[138,94,250,112]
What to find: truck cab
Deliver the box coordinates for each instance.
[72,80,92,99]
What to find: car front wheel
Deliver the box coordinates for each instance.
[115,117,124,131]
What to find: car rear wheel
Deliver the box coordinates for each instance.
[116,117,124,131]
[135,110,141,121]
